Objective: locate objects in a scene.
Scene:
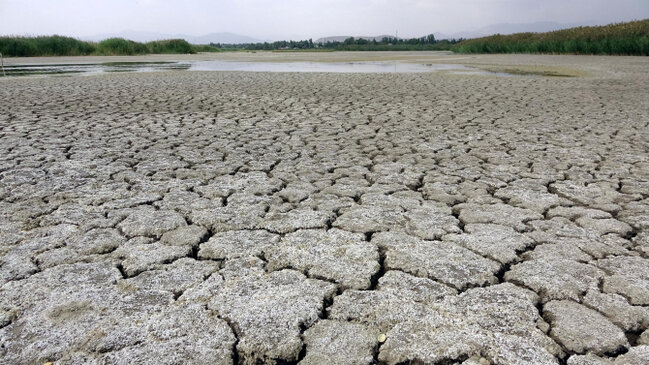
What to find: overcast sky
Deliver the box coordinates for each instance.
[1,0,648,40]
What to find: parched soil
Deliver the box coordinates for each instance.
[1,53,649,364]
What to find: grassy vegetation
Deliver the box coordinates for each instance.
[0,35,219,57]
[453,19,649,55]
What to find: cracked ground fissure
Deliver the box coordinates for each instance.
[2,54,649,364]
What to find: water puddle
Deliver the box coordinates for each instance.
[1,60,517,77]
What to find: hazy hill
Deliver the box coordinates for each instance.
[184,32,261,44]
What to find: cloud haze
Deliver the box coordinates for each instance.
[1,0,648,40]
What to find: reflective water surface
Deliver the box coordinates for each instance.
[2,60,516,77]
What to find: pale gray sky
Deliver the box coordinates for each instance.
[1,0,648,40]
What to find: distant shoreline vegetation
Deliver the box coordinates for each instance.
[1,19,648,57]
[213,35,461,52]
[0,36,219,57]
[453,19,649,55]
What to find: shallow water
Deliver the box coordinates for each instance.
[189,61,477,74]
[2,62,190,76]
[1,60,515,77]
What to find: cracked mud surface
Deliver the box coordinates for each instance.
[1,53,649,364]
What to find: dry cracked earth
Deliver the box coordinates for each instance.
[1,55,649,365]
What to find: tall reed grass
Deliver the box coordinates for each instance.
[0,36,218,57]
[453,19,649,55]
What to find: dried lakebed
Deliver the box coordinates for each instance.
[1,54,649,364]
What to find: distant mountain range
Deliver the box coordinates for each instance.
[316,22,594,43]
[84,31,262,44]
[84,21,600,45]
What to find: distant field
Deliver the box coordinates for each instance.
[0,36,218,57]
[453,19,649,55]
